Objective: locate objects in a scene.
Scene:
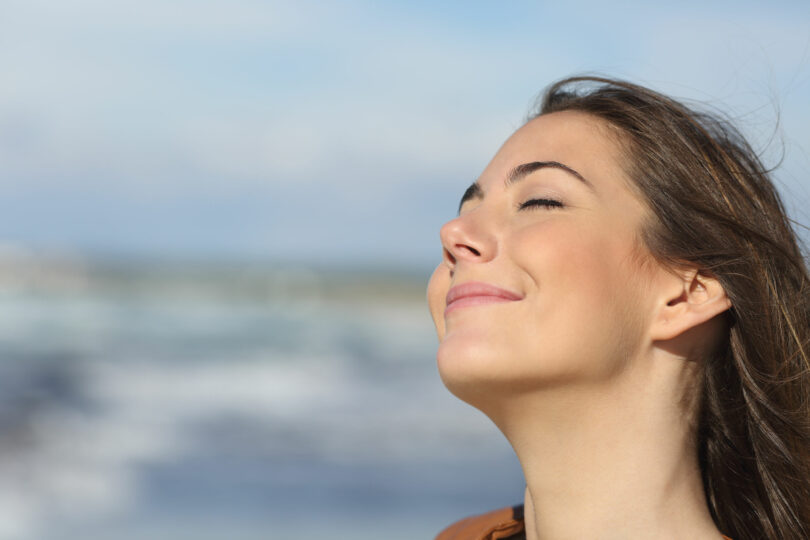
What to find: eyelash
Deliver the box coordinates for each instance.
[518,198,564,210]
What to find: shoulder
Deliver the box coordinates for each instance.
[434,505,525,540]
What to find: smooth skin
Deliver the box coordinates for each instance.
[427,111,732,539]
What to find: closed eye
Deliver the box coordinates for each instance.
[518,198,564,210]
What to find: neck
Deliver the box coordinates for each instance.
[487,353,723,540]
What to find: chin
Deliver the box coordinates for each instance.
[437,334,601,411]
[438,335,500,402]
[436,334,542,409]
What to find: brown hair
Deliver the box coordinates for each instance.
[535,76,810,539]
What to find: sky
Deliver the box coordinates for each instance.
[1,0,809,270]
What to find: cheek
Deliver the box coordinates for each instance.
[517,218,637,294]
[514,222,614,292]
[427,264,449,340]
[514,223,647,376]
[521,228,612,326]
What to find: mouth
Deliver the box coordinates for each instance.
[445,281,523,316]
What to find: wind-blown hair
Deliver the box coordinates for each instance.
[535,76,810,540]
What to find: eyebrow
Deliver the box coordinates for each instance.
[458,160,594,213]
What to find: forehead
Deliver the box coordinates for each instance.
[478,110,630,197]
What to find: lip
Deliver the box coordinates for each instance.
[445,281,524,315]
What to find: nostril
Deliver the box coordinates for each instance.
[462,245,481,257]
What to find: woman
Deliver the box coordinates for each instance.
[427,77,810,540]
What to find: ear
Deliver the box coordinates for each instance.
[649,268,732,342]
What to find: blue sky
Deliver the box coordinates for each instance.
[0,0,808,269]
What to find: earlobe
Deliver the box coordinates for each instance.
[650,268,732,342]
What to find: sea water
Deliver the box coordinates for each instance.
[0,257,523,540]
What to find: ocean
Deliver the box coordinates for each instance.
[0,255,524,540]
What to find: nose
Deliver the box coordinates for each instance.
[439,211,497,272]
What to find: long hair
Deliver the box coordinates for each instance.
[535,76,810,540]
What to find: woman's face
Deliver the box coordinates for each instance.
[427,111,658,400]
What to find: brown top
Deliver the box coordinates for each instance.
[435,505,733,540]
[435,506,526,540]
